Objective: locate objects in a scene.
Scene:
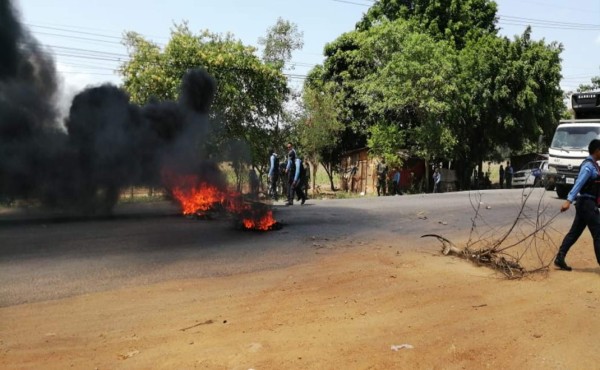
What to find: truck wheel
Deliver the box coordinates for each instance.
[556,185,569,199]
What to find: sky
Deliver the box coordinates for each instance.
[15,0,600,100]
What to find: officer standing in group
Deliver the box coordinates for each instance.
[268,148,279,200]
[555,139,600,271]
[285,142,306,205]
[392,167,401,195]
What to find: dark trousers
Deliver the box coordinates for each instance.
[377,177,386,196]
[499,175,504,189]
[506,174,513,189]
[392,180,401,195]
[287,176,305,204]
[269,176,279,200]
[558,198,600,264]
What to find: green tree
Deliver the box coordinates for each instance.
[295,82,343,192]
[454,28,563,181]
[578,74,600,92]
[312,1,564,189]
[258,17,304,69]
[357,21,458,163]
[120,23,288,181]
[367,122,404,166]
[356,0,498,48]
[257,17,304,171]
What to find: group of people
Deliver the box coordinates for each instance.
[376,159,444,195]
[268,143,307,206]
[375,158,403,196]
[498,162,514,189]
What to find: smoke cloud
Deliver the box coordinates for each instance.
[0,0,221,214]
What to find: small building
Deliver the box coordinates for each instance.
[339,147,427,194]
[339,147,372,194]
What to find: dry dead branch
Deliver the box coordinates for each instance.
[422,189,560,279]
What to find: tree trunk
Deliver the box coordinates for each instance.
[321,161,336,191]
[311,161,318,196]
[255,164,266,193]
[478,160,484,182]
[233,162,243,193]
[304,159,317,197]
[424,159,430,193]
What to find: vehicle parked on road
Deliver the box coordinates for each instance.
[547,92,600,199]
[512,160,548,188]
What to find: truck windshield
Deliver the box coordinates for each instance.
[551,127,600,149]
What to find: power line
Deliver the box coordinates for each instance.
[499,15,600,28]
[331,0,370,7]
[27,22,168,45]
[26,21,321,76]
[57,70,117,76]
[498,21,600,31]
[46,45,129,58]
[33,31,124,45]
[513,0,597,15]
[330,0,600,30]
[57,62,116,71]
[498,16,600,31]
[27,21,171,41]
[27,23,124,40]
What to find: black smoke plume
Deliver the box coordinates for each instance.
[0,0,221,214]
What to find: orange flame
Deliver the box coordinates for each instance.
[171,183,226,215]
[241,209,277,231]
[163,171,278,230]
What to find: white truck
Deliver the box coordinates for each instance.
[548,92,600,199]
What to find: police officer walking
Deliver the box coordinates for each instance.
[293,155,308,205]
[555,139,600,271]
[285,142,306,206]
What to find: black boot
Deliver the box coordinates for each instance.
[554,255,572,271]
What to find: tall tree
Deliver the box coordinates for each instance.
[120,23,288,173]
[454,28,563,182]
[312,0,564,189]
[258,17,304,175]
[356,20,458,163]
[295,82,343,192]
[258,17,304,69]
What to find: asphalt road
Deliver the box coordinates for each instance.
[0,189,568,307]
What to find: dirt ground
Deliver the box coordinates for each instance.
[1,235,599,370]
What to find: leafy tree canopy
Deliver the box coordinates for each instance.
[294,78,344,191]
[311,1,564,187]
[258,17,304,70]
[120,23,288,165]
[578,74,600,92]
[356,0,498,48]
